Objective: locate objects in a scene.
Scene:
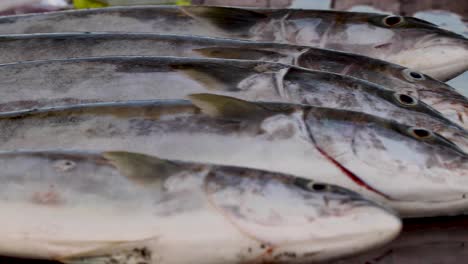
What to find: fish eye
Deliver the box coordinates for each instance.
[408,127,434,139]
[307,182,328,192]
[382,15,405,27]
[409,72,423,79]
[394,93,418,106]
[403,69,426,82]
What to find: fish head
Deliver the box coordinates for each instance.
[371,87,468,152]
[361,63,468,130]
[287,69,461,132]
[404,72,468,130]
[366,14,468,80]
[304,107,468,216]
[206,166,401,262]
[297,46,467,129]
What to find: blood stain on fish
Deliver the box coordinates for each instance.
[31,187,63,206]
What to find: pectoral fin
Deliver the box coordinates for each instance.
[181,6,267,33]
[172,62,255,92]
[189,93,296,120]
[103,151,182,186]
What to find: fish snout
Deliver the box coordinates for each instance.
[413,36,468,80]
[267,178,402,262]
[276,197,402,263]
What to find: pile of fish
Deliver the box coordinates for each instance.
[0,4,467,264]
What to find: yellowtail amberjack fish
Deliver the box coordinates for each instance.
[0,95,466,217]
[0,57,466,151]
[0,6,466,80]
[332,216,468,264]
[0,150,401,263]
[0,33,465,128]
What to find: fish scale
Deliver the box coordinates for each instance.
[0,32,463,128]
[0,6,465,80]
[0,150,401,263]
[0,56,465,151]
[0,95,465,217]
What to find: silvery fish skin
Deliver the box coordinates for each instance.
[0,150,401,263]
[0,6,465,80]
[0,56,466,151]
[0,97,466,217]
[332,216,468,264]
[0,33,465,128]
[304,107,468,216]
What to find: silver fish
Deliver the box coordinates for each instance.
[0,6,465,80]
[0,56,466,151]
[0,33,465,127]
[0,150,401,263]
[333,216,468,264]
[0,95,466,217]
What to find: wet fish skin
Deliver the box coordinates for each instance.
[297,48,468,129]
[0,99,350,188]
[0,6,465,79]
[0,56,466,151]
[303,106,468,216]
[332,216,468,264]
[0,150,401,263]
[0,97,466,217]
[0,33,306,65]
[0,32,464,129]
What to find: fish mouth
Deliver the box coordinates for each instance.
[413,89,468,128]
[411,34,468,78]
[312,146,468,207]
[417,56,468,81]
[270,204,401,262]
[393,195,468,217]
[388,35,468,80]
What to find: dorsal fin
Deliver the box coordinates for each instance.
[181,6,267,33]
[103,151,182,185]
[189,93,296,120]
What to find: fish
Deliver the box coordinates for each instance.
[0,95,466,217]
[332,216,468,264]
[0,6,465,80]
[0,150,402,263]
[0,56,466,151]
[0,33,465,128]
